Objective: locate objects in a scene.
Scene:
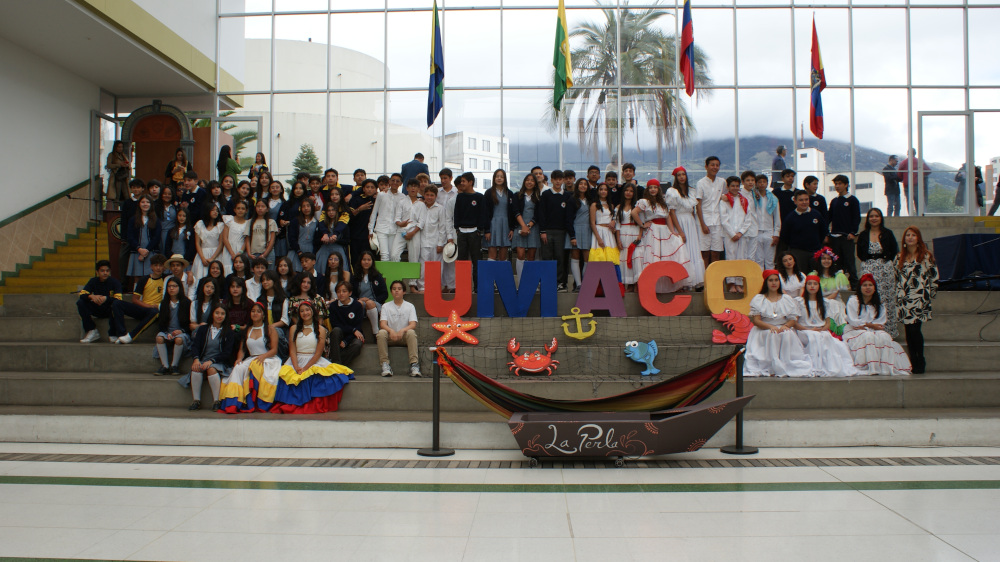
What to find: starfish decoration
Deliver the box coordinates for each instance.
[432,310,480,345]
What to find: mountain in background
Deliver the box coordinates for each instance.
[509,135,955,179]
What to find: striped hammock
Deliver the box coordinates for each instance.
[435,347,741,418]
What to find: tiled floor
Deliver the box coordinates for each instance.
[0,443,997,561]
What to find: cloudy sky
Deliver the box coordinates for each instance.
[227,0,1000,172]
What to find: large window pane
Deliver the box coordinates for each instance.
[736,9,792,86]
[386,11,432,89]
[222,0,271,14]
[330,12,386,90]
[217,94,271,181]
[329,92,385,176]
[737,89,793,172]
[503,8,556,87]
[683,88,737,182]
[852,9,907,86]
[273,93,327,183]
[275,0,328,11]
[502,89,562,177]
[691,8,735,87]
[444,10,500,88]
[795,9,849,88]
[274,14,329,91]
[795,86,850,148]
[225,16,271,93]
[969,9,1000,87]
[443,90,503,191]
[910,9,964,86]
[388,91,442,178]
[853,89,908,172]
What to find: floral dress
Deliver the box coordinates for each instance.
[860,240,899,338]
[897,258,938,325]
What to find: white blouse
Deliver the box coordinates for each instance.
[845,295,888,328]
[750,294,800,327]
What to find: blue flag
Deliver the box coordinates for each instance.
[427,0,444,128]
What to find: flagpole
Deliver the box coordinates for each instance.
[559,105,565,170]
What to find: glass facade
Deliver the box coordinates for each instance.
[215,0,1000,215]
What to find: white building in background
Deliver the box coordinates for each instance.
[241,39,439,182]
[796,147,887,214]
[443,132,511,192]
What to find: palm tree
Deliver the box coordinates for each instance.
[190,111,259,168]
[549,1,713,170]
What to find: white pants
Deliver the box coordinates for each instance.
[754,233,776,269]
[406,231,422,285]
[699,224,724,252]
[723,234,751,261]
[376,231,406,262]
[417,247,440,290]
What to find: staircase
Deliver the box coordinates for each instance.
[0,223,108,297]
[0,290,998,449]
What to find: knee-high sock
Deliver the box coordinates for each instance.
[570,259,582,289]
[171,343,184,367]
[157,343,170,368]
[515,259,524,283]
[190,371,203,401]
[366,307,380,334]
[207,373,221,401]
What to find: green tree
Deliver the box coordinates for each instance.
[292,144,322,176]
[549,0,713,170]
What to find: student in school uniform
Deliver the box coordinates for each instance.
[328,280,365,366]
[719,175,754,267]
[190,277,220,333]
[399,179,424,291]
[165,207,196,270]
[125,195,162,279]
[349,250,387,337]
[376,281,421,378]
[78,260,123,343]
[246,257,267,302]
[538,170,574,292]
[368,172,405,262]
[278,181,308,266]
[483,169,516,264]
[348,179,377,271]
[287,198,319,273]
[224,276,254,332]
[436,168,459,290]
[827,174,862,290]
[112,253,167,344]
[257,269,290,360]
[246,200,278,266]
[119,179,146,287]
[803,175,829,224]
[449,172,488,292]
[187,303,237,411]
[263,180,286,261]
[414,185,447,292]
[512,173,543,281]
[154,277,192,376]
[316,197,350,277]
[751,173,781,270]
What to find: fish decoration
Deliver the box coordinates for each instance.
[624,340,660,376]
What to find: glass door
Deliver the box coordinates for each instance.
[916,111,973,216]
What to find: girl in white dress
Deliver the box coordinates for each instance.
[222,200,250,275]
[666,167,705,289]
[615,184,641,289]
[219,302,283,413]
[795,275,858,377]
[192,205,226,280]
[843,274,912,376]
[778,251,806,298]
[630,179,690,293]
[744,269,813,377]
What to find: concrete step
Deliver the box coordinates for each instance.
[0,405,998,448]
[3,290,997,318]
[27,260,111,270]
[16,268,95,278]
[0,315,727,346]
[1,368,998,412]
[2,277,88,290]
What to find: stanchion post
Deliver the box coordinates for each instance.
[418,350,455,457]
[721,348,758,455]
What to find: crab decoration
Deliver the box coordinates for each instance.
[507,337,559,377]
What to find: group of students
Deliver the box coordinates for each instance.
[743,223,939,377]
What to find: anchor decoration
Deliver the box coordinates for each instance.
[507,337,559,377]
[561,307,596,340]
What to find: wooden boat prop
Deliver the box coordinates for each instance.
[435,347,742,417]
[508,395,754,463]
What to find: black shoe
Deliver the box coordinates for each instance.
[557,283,568,293]
[170,366,181,376]
[212,400,222,411]
[188,400,201,411]
[155,366,169,376]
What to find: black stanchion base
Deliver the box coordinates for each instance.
[417,448,456,457]
[720,445,759,455]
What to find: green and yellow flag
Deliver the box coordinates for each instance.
[552,0,573,111]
